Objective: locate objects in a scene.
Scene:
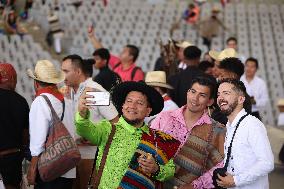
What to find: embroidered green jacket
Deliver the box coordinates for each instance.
[75,112,175,189]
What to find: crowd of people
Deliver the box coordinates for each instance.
[0,1,278,189]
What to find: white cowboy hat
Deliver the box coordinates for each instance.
[209,48,238,61]
[145,71,173,89]
[27,60,64,84]
[176,41,192,49]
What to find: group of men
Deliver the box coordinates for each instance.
[0,24,274,189]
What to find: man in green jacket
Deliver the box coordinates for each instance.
[75,81,180,189]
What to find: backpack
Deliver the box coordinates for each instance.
[113,62,143,81]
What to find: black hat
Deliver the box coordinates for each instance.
[111,81,164,116]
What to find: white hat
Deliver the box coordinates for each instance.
[209,48,238,61]
[145,71,173,89]
[176,41,192,49]
[27,60,64,84]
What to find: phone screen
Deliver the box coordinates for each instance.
[86,92,110,106]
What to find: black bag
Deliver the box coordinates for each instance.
[212,114,248,189]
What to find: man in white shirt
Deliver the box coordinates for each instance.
[61,54,119,189]
[216,79,274,189]
[240,57,268,120]
[27,60,76,188]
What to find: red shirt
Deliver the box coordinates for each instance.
[109,55,120,69]
[113,63,144,82]
[110,54,144,82]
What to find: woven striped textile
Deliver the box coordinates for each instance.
[172,120,225,187]
[118,129,181,189]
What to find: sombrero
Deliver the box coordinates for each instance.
[111,81,164,116]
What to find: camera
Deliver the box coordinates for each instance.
[212,168,227,189]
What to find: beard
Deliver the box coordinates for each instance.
[122,115,144,126]
[219,99,238,116]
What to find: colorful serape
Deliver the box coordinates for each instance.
[118,129,180,189]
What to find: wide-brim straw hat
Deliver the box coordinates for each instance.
[145,71,173,89]
[27,60,64,84]
[176,41,192,49]
[209,48,237,61]
[111,81,164,116]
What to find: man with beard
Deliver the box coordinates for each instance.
[210,57,249,125]
[215,79,273,189]
[75,81,181,189]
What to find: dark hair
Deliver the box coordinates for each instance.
[188,75,217,99]
[218,78,252,113]
[226,37,238,44]
[183,46,202,60]
[126,44,139,62]
[189,3,195,9]
[92,48,110,65]
[245,57,259,69]
[198,60,214,72]
[83,59,94,77]
[63,54,90,76]
[63,54,83,64]
[219,57,244,79]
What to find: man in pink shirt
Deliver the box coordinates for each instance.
[88,27,144,82]
[151,75,226,189]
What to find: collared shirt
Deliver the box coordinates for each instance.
[69,78,118,159]
[240,75,268,113]
[144,93,179,124]
[113,62,144,82]
[225,109,274,189]
[151,106,224,188]
[29,93,76,178]
[75,114,175,189]
[150,106,212,147]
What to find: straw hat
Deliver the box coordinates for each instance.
[176,41,192,49]
[211,7,221,13]
[278,99,284,106]
[209,48,237,61]
[27,60,64,84]
[145,71,173,89]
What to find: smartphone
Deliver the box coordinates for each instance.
[85,91,110,106]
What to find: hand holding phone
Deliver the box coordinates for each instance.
[85,91,110,106]
[87,24,95,37]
